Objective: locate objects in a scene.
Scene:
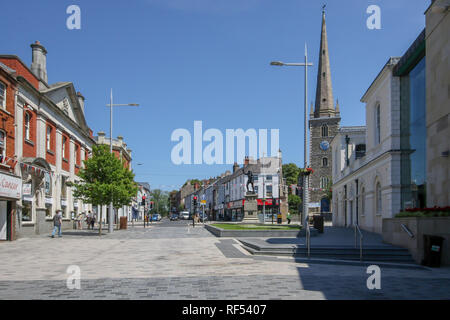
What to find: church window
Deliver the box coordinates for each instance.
[321,125,328,137]
[322,157,328,167]
[375,104,381,145]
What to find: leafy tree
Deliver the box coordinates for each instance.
[288,194,302,215]
[282,163,301,186]
[73,144,138,235]
[150,189,169,216]
[324,178,333,200]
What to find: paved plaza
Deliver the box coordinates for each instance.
[1,219,450,300]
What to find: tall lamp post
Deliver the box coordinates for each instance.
[107,88,139,233]
[270,43,313,227]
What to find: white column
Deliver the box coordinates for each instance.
[55,127,63,211]
[36,112,46,159]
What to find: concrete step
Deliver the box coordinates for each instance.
[239,240,417,264]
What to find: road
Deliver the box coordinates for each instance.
[0,218,450,299]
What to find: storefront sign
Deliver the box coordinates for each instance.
[73,201,78,208]
[45,197,53,205]
[23,183,32,196]
[0,173,22,200]
[61,199,67,207]
[308,202,321,208]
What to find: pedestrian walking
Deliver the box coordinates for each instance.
[287,213,292,224]
[51,211,63,238]
[76,212,84,230]
[90,211,95,230]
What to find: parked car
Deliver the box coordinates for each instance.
[170,214,179,221]
[198,213,208,222]
[180,211,190,220]
[152,213,162,221]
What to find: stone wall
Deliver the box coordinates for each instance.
[383,217,450,266]
[425,1,450,208]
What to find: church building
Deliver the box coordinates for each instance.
[308,10,341,214]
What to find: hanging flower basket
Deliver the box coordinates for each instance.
[299,167,314,176]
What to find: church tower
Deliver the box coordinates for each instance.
[308,9,341,214]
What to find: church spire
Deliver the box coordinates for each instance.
[314,9,335,118]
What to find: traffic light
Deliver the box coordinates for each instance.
[193,196,198,207]
[149,201,154,210]
[141,195,146,206]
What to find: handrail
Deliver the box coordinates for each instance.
[305,216,310,258]
[401,223,414,238]
[354,224,363,261]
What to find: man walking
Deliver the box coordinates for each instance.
[51,211,63,238]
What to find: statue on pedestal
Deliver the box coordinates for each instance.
[243,165,255,193]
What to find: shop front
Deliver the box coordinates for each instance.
[0,172,22,241]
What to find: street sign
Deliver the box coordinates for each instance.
[201,200,206,205]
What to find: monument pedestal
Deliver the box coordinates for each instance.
[242,192,259,223]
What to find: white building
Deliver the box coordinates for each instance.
[331,57,402,234]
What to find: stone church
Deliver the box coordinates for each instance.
[308,11,341,214]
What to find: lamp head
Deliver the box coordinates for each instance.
[270,61,284,66]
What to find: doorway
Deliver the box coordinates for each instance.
[0,201,7,240]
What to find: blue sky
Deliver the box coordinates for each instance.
[1,0,428,191]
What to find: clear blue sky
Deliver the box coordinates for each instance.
[1,0,428,191]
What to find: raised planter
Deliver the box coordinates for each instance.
[205,224,317,238]
[383,217,450,266]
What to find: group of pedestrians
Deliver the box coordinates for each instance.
[51,210,96,238]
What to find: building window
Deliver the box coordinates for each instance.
[62,136,67,159]
[22,201,32,222]
[375,104,381,144]
[360,187,365,216]
[355,144,366,159]
[266,185,272,195]
[0,82,5,109]
[322,157,328,167]
[266,175,272,181]
[376,182,382,214]
[320,177,329,189]
[321,124,328,137]
[0,130,5,162]
[24,112,31,140]
[46,126,52,150]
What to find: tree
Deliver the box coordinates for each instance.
[72,144,138,235]
[150,189,169,216]
[282,163,301,186]
[324,178,333,200]
[288,194,302,215]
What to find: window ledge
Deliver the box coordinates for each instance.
[63,158,69,163]
[47,149,55,156]
[24,139,35,146]
[0,108,12,117]
[75,164,81,169]
[21,221,34,226]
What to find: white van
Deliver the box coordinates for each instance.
[180,211,190,220]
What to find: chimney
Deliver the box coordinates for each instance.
[233,162,239,173]
[77,92,85,114]
[30,41,48,84]
[97,131,105,144]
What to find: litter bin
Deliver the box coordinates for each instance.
[422,235,444,267]
[120,217,128,230]
[313,215,324,233]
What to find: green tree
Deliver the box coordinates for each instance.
[324,178,333,200]
[150,189,169,216]
[72,144,138,235]
[282,163,301,186]
[288,194,302,215]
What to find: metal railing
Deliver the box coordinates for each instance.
[305,216,311,258]
[354,224,363,261]
[401,223,415,238]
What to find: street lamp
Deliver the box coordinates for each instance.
[270,43,313,228]
[106,88,139,233]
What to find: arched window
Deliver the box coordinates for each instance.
[376,182,382,214]
[375,104,381,145]
[360,187,365,216]
[0,130,5,162]
[321,124,328,137]
[0,81,6,109]
[322,157,328,167]
[320,177,329,189]
[24,112,31,140]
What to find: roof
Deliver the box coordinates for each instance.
[360,57,401,102]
